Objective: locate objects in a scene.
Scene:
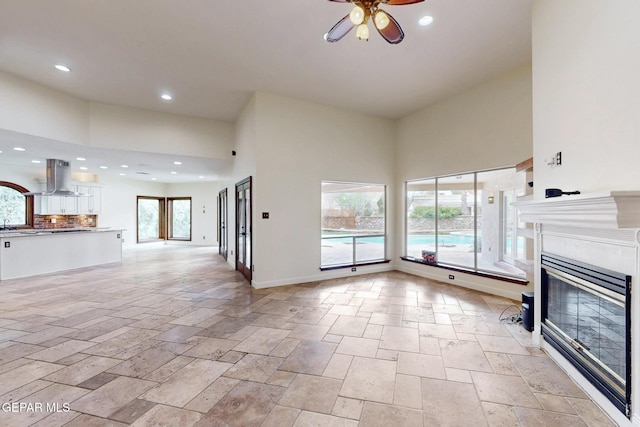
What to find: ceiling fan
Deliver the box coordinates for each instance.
[325,0,425,44]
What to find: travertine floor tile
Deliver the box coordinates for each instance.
[471,371,541,409]
[72,376,157,418]
[380,326,419,352]
[129,404,203,427]
[340,356,396,404]
[360,401,423,427]
[196,381,284,427]
[141,358,231,407]
[0,247,613,427]
[293,411,358,427]
[422,377,487,426]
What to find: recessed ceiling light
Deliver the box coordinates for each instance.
[13,147,26,151]
[54,64,71,72]
[419,16,433,26]
[199,176,204,179]
[173,161,182,165]
[76,157,86,161]
[161,94,173,101]
[170,171,177,175]
[79,166,88,171]
[100,166,108,169]
[119,173,126,176]
[121,164,128,168]
[31,160,41,164]
[151,178,157,181]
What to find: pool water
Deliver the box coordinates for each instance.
[324,234,475,245]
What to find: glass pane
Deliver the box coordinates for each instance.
[355,236,385,263]
[245,188,251,267]
[170,199,191,239]
[476,169,526,277]
[138,199,159,240]
[321,182,385,267]
[0,186,26,226]
[238,191,245,264]
[435,174,475,268]
[406,179,436,260]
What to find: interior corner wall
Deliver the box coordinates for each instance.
[218,95,258,269]
[394,67,533,300]
[250,92,396,288]
[165,182,218,246]
[532,0,640,198]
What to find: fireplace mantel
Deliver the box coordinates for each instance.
[517,191,640,229]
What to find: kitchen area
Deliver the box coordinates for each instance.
[0,159,123,281]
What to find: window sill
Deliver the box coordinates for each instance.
[320,259,391,271]
[400,256,529,285]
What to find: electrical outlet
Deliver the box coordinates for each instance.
[4,242,10,248]
[202,236,205,240]
[449,274,455,280]
[351,267,357,272]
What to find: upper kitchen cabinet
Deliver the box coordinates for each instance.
[36,194,77,215]
[76,185,102,214]
[35,185,102,215]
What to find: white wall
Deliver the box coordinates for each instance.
[0,70,90,145]
[394,67,533,300]
[217,94,258,269]
[89,102,234,159]
[249,92,396,288]
[166,181,217,246]
[532,0,640,198]
[532,2,640,425]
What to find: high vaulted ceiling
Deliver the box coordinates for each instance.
[0,0,532,182]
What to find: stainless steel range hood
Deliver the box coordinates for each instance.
[23,159,88,197]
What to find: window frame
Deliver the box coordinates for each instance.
[403,166,529,283]
[167,197,192,241]
[320,181,390,270]
[0,181,34,228]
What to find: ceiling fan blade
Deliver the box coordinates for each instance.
[326,15,355,42]
[375,11,404,44]
[385,0,425,5]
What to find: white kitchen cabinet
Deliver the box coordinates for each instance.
[76,185,102,214]
[35,185,102,215]
[36,195,77,214]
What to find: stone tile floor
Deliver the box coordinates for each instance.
[0,245,615,426]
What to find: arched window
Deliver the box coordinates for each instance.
[0,182,34,228]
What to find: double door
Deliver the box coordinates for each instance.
[217,189,228,260]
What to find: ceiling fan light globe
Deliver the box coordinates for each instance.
[349,5,365,25]
[374,11,390,30]
[356,23,369,40]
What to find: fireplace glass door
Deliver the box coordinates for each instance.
[546,271,626,381]
[541,252,631,417]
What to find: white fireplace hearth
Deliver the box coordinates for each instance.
[517,191,640,426]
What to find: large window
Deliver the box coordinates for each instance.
[0,182,33,228]
[321,181,386,268]
[137,196,192,243]
[406,167,527,278]
[168,197,191,240]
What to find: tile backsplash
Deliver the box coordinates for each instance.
[34,215,97,229]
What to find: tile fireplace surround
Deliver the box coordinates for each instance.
[518,191,640,426]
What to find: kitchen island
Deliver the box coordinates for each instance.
[0,228,123,281]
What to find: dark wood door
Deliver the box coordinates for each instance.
[217,188,228,260]
[235,177,252,282]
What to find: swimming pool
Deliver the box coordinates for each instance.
[322,234,476,245]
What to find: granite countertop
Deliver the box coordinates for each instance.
[0,228,120,238]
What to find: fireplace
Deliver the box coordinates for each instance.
[541,252,631,417]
